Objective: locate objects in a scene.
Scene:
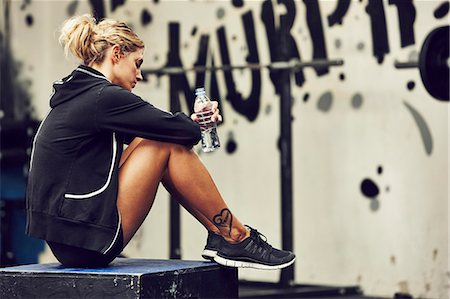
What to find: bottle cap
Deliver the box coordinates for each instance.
[195,87,206,96]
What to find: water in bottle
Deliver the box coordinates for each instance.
[194,87,220,152]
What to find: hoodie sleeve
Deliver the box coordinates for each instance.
[96,85,201,146]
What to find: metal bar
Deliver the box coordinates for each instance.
[278,31,295,285]
[278,66,295,287]
[169,198,181,259]
[394,60,419,69]
[142,59,344,75]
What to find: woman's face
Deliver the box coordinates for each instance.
[113,48,144,91]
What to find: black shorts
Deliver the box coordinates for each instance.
[47,226,124,268]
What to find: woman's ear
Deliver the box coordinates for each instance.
[111,45,122,63]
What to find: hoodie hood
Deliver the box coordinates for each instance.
[50,65,111,108]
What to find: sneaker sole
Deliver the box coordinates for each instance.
[213,255,296,270]
[201,249,217,260]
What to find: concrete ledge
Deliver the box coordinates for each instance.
[0,258,238,298]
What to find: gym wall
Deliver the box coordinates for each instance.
[2,1,448,298]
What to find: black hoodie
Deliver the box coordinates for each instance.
[26,65,201,254]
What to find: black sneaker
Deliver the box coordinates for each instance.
[201,231,223,260]
[213,226,296,270]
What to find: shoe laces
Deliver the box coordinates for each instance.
[245,225,273,251]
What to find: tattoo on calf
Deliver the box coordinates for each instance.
[212,208,233,236]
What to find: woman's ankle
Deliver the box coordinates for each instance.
[222,226,250,244]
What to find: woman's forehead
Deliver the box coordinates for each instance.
[132,48,144,58]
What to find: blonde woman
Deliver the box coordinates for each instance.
[26,14,295,269]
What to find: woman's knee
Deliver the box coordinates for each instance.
[139,139,193,155]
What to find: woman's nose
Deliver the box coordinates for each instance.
[137,70,143,81]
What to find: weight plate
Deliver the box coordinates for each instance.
[419,25,449,101]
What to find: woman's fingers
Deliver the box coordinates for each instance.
[191,101,222,123]
[210,101,222,123]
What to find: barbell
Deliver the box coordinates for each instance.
[142,26,449,102]
[142,59,344,76]
[395,25,449,101]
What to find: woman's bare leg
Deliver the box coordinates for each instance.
[117,138,248,246]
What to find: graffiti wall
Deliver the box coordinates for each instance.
[2,0,449,297]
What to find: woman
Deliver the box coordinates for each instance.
[26,14,295,269]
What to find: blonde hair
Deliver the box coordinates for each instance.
[59,14,144,65]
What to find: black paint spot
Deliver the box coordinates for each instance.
[231,35,237,41]
[153,0,159,3]
[232,0,244,8]
[153,54,159,61]
[377,166,383,175]
[303,93,310,102]
[407,81,415,90]
[25,14,33,26]
[226,133,238,154]
[434,1,449,19]
[327,0,351,26]
[386,186,390,192]
[366,0,390,64]
[339,73,345,81]
[141,9,152,26]
[111,0,125,12]
[335,38,342,49]
[191,27,198,36]
[265,104,272,115]
[361,178,380,198]
[388,0,416,47]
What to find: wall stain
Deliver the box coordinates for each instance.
[398,281,410,294]
[432,248,438,261]
[390,255,396,265]
[317,91,333,112]
[403,101,433,155]
[67,0,79,16]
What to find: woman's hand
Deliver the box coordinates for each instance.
[191,101,223,123]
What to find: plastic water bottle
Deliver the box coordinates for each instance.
[194,87,220,152]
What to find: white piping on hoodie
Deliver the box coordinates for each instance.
[65,133,117,199]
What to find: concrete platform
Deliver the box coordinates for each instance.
[0,258,238,298]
